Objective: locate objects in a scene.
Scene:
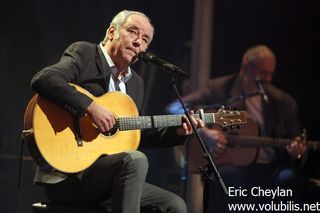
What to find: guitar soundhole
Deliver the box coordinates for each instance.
[102,127,119,137]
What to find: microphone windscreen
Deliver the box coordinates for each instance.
[138,52,156,62]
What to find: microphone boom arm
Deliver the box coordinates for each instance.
[138,51,188,77]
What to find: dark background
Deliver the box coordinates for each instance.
[1,0,319,212]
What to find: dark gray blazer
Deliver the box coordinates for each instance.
[31,41,144,116]
[31,41,185,184]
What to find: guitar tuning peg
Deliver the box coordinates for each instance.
[229,125,234,130]
[236,124,240,129]
[222,127,228,131]
[225,106,231,110]
[233,107,238,111]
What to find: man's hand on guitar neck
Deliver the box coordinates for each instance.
[176,110,205,136]
[86,102,205,135]
[87,101,116,133]
[286,136,307,159]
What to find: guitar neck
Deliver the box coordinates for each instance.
[118,113,216,130]
[227,135,320,151]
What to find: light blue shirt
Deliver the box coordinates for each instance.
[99,43,132,93]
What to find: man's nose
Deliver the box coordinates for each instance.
[133,37,142,47]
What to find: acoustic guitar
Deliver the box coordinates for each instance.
[23,84,247,173]
[188,118,319,172]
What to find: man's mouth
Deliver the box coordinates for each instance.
[127,48,137,57]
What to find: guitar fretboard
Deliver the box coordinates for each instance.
[117,114,216,130]
[227,135,320,151]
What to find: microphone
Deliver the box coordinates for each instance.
[138,52,188,77]
[255,77,269,103]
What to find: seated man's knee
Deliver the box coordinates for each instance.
[275,168,300,185]
[165,193,187,213]
[124,151,149,174]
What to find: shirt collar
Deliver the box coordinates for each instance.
[99,43,132,82]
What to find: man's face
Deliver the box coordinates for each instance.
[108,14,153,67]
[247,57,276,83]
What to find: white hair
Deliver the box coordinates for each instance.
[102,10,154,44]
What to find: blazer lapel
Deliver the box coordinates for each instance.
[95,45,142,111]
[96,45,112,89]
[126,80,136,100]
[126,76,142,111]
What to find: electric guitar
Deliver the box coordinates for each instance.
[23,84,247,173]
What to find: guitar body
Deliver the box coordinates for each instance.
[214,119,259,166]
[188,118,259,172]
[23,84,247,173]
[23,85,140,173]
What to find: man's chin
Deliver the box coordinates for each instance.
[130,56,138,65]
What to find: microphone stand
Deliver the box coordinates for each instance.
[164,68,228,204]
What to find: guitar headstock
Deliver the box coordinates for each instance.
[214,108,247,129]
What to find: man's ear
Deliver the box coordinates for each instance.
[107,26,116,40]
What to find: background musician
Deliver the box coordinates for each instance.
[167,45,307,212]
